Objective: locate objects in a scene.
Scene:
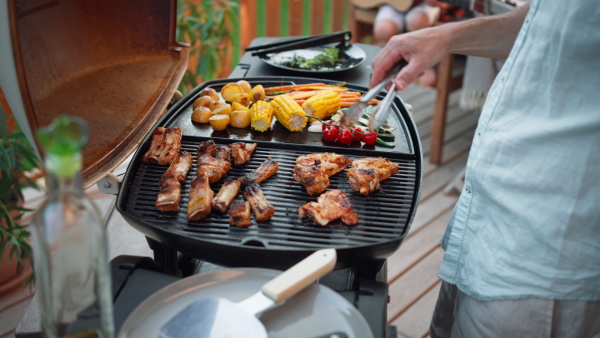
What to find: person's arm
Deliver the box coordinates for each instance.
[370,3,529,89]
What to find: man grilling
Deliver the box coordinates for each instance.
[370,0,600,336]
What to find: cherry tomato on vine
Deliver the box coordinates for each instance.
[323,125,339,142]
[352,127,363,141]
[321,120,337,132]
[337,129,353,145]
[361,131,377,145]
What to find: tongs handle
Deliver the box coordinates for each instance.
[251,30,351,57]
[360,59,407,104]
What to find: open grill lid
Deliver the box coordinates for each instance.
[0,0,189,188]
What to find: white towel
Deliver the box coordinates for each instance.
[459,56,503,111]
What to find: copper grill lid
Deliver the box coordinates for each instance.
[3,0,189,188]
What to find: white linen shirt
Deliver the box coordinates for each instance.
[438,0,600,301]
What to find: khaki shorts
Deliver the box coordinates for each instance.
[430,281,600,338]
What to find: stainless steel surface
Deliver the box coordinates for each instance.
[118,269,373,338]
[340,60,406,128]
[158,298,267,338]
[369,83,399,131]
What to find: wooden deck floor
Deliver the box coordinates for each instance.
[0,84,477,338]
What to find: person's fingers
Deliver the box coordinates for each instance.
[394,61,423,90]
[371,48,408,87]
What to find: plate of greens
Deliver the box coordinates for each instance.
[259,42,366,73]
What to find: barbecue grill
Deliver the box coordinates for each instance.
[117,76,422,273]
[3,1,422,336]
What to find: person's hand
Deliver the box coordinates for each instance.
[370,26,449,90]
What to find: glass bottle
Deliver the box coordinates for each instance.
[31,116,114,338]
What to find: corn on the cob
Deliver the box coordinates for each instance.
[271,95,308,132]
[250,100,274,132]
[302,91,341,122]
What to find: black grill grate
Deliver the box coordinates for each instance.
[121,137,418,251]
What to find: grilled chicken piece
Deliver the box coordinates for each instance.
[298,189,358,226]
[296,153,352,176]
[197,154,231,184]
[243,183,275,222]
[242,158,279,186]
[293,153,352,196]
[215,145,231,162]
[197,140,217,157]
[228,200,252,227]
[230,142,257,165]
[347,157,399,196]
[188,173,213,221]
[142,127,182,165]
[155,151,193,212]
[212,177,243,213]
[293,162,330,196]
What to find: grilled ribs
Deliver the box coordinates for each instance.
[347,157,399,196]
[155,151,193,212]
[293,153,352,195]
[188,173,213,221]
[197,154,231,184]
[197,140,217,157]
[228,199,252,227]
[242,158,279,186]
[215,145,232,162]
[298,189,358,226]
[142,127,182,165]
[243,183,275,222]
[212,177,243,213]
[230,142,257,165]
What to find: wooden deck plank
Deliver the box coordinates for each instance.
[387,247,444,322]
[387,208,452,282]
[392,281,441,338]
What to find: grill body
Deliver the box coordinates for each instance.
[116,77,423,270]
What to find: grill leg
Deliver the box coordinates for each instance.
[146,237,178,275]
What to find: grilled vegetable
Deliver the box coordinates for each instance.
[221,83,244,102]
[250,100,274,132]
[302,91,341,122]
[211,103,232,116]
[271,95,308,132]
[248,85,266,103]
[209,114,230,131]
[192,106,212,123]
[232,102,250,112]
[199,88,219,101]
[230,110,251,128]
[229,93,250,106]
[236,80,252,93]
[193,96,214,109]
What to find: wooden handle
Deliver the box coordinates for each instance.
[261,249,337,304]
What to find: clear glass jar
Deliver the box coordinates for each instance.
[31,116,114,338]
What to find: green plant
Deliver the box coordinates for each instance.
[0,107,39,273]
[177,0,237,95]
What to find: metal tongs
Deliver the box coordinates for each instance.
[339,59,408,131]
[247,30,352,57]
